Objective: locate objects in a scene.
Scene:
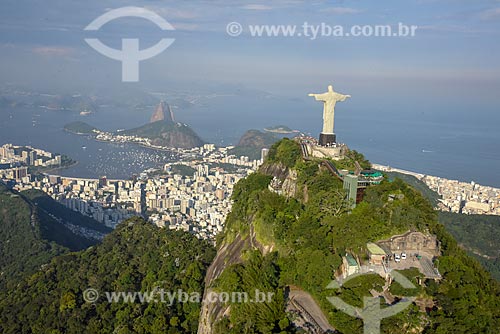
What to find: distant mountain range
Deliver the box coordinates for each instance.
[0,85,159,112]
[237,129,278,147]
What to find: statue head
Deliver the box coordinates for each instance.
[328,85,334,92]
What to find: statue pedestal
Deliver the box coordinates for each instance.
[319,133,336,146]
[310,143,347,160]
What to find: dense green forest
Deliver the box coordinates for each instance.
[170,164,196,177]
[212,139,500,333]
[439,212,500,280]
[0,184,67,290]
[383,171,441,206]
[0,184,106,290]
[0,217,216,334]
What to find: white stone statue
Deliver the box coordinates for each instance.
[309,85,351,134]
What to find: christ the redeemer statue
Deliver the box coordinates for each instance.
[309,85,350,146]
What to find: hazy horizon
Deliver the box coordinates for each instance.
[1,1,500,105]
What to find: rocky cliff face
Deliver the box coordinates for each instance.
[259,161,288,179]
[282,169,298,198]
[198,225,274,333]
[149,124,204,148]
[260,162,298,198]
[197,163,298,333]
[197,234,250,334]
[150,101,174,123]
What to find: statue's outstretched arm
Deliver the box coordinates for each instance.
[338,94,351,102]
[309,93,325,101]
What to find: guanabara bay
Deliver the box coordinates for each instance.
[1,1,500,334]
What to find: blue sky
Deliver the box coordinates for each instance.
[1,0,500,116]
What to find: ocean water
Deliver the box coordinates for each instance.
[1,96,499,187]
[0,106,175,179]
[182,95,500,188]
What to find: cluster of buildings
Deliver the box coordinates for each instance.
[190,144,262,169]
[340,231,442,283]
[94,130,151,146]
[422,175,500,215]
[0,144,63,180]
[2,143,263,242]
[0,143,62,167]
[145,166,241,239]
[373,164,500,216]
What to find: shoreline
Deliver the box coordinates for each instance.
[34,160,79,175]
[67,128,189,153]
[372,163,500,191]
[263,129,300,134]
[63,128,500,190]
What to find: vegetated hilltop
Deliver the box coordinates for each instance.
[64,121,97,135]
[199,138,500,334]
[0,217,216,334]
[228,129,279,160]
[439,211,500,280]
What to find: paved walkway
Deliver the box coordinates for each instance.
[287,287,335,333]
[385,253,441,279]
